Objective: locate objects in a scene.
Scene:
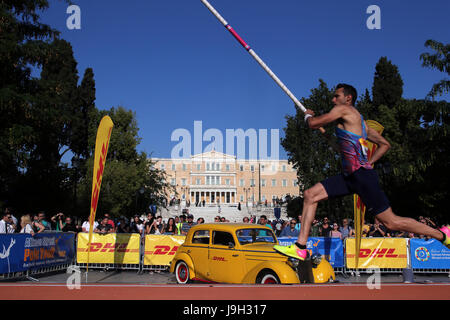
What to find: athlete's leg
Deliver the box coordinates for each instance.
[376,208,444,241]
[297,182,329,245]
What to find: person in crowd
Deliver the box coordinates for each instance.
[145,212,156,234]
[339,218,354,239]
[153,216,164,234]
[368,218,388,237]
[280,218,300,238]
[94,217,114,235]
[220,217,226,222]
[0,212,16,234]
[320,221,332,237]
[176,215,186,235]
[362,219,371,237]
[38,211,51,231]
[164,218,178,235]
[103,213,116,230]
[82,217,98,233]
[116,217,130,233]
[51,212,66,231]
[214,216,221,223]
[62,216,78,233]
[197,217,205,224]
[295,215,302,232]
[310,219,321,237]
[181,214,197,235]
[258,215,273,237]
[19,215,34,235]
[130,215,144,234]
[330,222,343,239]
[242,217,250,223]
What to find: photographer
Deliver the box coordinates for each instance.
[51,212,66,231]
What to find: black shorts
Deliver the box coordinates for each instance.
[320,167,390,216]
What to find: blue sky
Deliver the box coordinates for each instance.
[39,0,449,159]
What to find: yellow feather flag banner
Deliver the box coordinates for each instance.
[353,120,384,269]
[87,116,114,270]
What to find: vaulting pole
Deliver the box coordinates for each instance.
[200,0,326,134]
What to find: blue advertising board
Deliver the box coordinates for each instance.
[410,238,450,269]
[0,233,75,274]
[277,237,344,268]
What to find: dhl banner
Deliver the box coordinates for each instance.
[88,116,114,266]
[346,238,408,269]
[77,233,140,264]
[144,235,185,266]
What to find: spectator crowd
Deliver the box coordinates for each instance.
[1,207,445,243]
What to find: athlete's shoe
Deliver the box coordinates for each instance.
[273,244,309,261]
[439,225,450,249]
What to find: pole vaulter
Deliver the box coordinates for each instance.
[200,0,326,134]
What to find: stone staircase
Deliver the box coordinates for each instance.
[157,204,289,223]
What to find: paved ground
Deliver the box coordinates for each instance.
[5,269,450,285]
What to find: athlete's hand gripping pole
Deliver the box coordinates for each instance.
[200,0,326,134]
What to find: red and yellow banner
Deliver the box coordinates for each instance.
[346,238,408,269]
[77,233,140,264]
[143,235,185,266]
[353,120,384,269]
[88,116,114,266]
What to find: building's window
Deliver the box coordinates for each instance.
[239,179,245,187]
[262,195,266,201]
[250,165,254,172]
[171,164,175,171]
[171,178,176,186]
[161,164,165,171]
[196,178,201,185]
[226,164,230,171]
[250,179,255,187]
[225,179,230,186]
[282,179,287,187]
[240,165,244,171]
[282,164,286,172]
[206,163,210,171]
[271,165,276,172]
[206,176,210,185]
[261,179,266,187]
[182,163,187,171]
[197,164,201,171]
[240,195,244,202]
[261,165,265,172]
[271,179,276,187]
[181,178,186,186]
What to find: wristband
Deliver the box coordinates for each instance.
[304,114,313,123]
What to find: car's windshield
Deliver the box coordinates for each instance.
[235,228,277,245]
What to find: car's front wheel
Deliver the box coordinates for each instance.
[175,261,191,284]
[256,270,280,284]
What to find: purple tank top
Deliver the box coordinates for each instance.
[335,115,373,176]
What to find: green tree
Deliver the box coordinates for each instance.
[372,57,404,108]
[420,39,449,98]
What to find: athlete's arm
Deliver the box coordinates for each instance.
[306,105,346,130]
[366,124,391,165]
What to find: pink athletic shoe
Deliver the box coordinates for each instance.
[439,225,450,249]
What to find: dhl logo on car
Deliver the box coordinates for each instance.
[78,242,139,253]
[347,248,407,259]
[145,245,179,255]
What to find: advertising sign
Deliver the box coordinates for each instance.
[277,237,344,268]
[77,233,140,264]
[346,237,408,269]
[410,238,450,269]
[0,233,75,274]
[144,235,186,266]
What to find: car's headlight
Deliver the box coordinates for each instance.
[311,253,322,266]
[287,257,299,269]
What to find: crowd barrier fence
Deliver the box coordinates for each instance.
[0,232,76,280]
[2,231,449,280]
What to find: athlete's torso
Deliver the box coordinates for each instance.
[335,109,372,175]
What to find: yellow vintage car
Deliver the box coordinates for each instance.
[169,223,335,284]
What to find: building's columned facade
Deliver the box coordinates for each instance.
[153,151,300,207]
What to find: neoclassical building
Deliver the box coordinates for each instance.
[152,151,300,207]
